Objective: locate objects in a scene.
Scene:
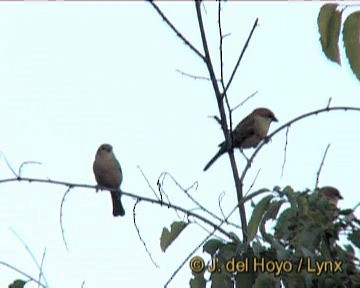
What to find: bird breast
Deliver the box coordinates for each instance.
[93,154,122,189]
[254,115,272,138]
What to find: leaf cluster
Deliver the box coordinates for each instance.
[194,186,360,288]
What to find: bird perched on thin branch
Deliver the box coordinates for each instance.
[203,108,278,171]
[93,143,125,217]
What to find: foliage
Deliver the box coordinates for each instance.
[318,4,360,80]
[194,186,360,287]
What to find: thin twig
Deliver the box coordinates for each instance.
[19,161,42,177]
[224,18,259,94]
[157,177,181,219]
[314,144,331,189]
[9,228,50,287]
[138,166,160,201]
[218,3,234,144]
[133,199,159,268]
[37,248,46,288]
[149,1,205,60]
[244,168,261,197]
[230,91,258,112]
[60,187,72,252]
[176,69,220,82]
[240,106,360,185]
[0,261,46,288]
[158,172,241,230]
[281,126,290,178]
[327,97,332,108]
[207,115,221,125]
[0,152,18,177]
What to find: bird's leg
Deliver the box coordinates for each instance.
[95,184,102,193]
[263,136,271,144]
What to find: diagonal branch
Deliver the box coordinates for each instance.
[224,18,259,95]
[149,1,205,61]
[240,106,360,184]
[314,143,331,189]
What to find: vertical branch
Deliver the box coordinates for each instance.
[195,1,248,242]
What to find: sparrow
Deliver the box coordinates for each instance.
[93,143,125,217]
[318,186,343,207]
[203,108,278,171]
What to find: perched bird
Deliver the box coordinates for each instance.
[93,143,125,217]
[203,108,278,171]
[318,186,343,207]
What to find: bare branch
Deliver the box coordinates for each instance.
[240,106,360,185]
[60,187,72,252]
[327,97,332,108]
[38,248,46,288]
[314,144,331,189]
[158,172,241,230]
[133,199,159,268]
[195,0,248,242]
[9,228,50,287]
[218,191,227,221]
[149,1,205,60]
[176,69,220,81]
[1,176,236,241]
[230,90,258,113]
[0,152,18,177]
[207,115,221,125]
[0,261,46,288]
[138,166,160,201]
[224,18,259,95]
[281,126,290,178]
[19,161,42,177]
[244,168,261,197]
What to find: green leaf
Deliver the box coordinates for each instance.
[190,269,206,288]
[343,11,360,80]
[218,242,238,262]
[247,195,273,242]
[160,221,187,252]
[235,269,256,288]
[203,239,225,256]
[210,268,232,288]
[318,4,342,64]
[253,272,276,288]
[349,229,360,248]
[8,280,26,288]
[259,200,284,243]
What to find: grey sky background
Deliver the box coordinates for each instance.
[0,2,359,287]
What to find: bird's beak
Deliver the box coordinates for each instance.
[273,116,278,122]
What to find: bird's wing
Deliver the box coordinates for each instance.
[115,158,123,184]
[233,115,255,144]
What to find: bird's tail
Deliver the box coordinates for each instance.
[111,190,125,217]
[203,145,226,171]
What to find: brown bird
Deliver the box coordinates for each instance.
[93,143,125,217]
[318,186,343,207]
[203,108,278,171]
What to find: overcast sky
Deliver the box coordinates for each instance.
[0,2,359,288]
